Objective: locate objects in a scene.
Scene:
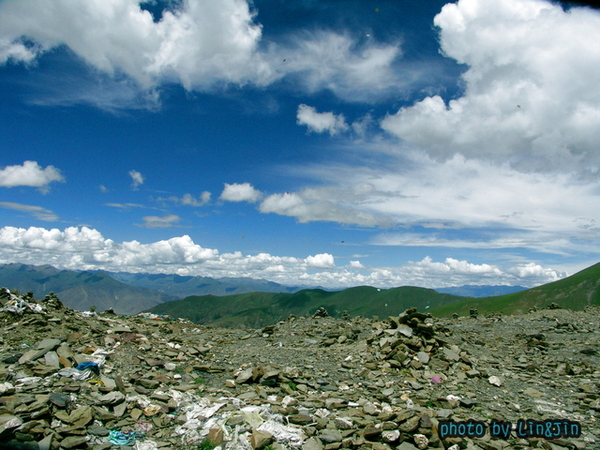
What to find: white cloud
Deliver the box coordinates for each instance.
[129,170,144,190]
[181,192,211,207]
[404,256,565,287]
[105,203,146,210]
[276,146,600,257]
[137,214,182,228]
[0,38,38,64]
[297,104,348,136]
[155,192,211,207]
[0,202,59,222]
[506,262,563,280]
[259,190,391,227]
[381,0,600,174]
[306,253,335,269]
[0,226,566,288]
[0,226,217,268]
[0,1,412,105]
[0,226,107,252]
[0,0,264,89]
[0,161,64,192]
[220,183,262,203]
[269,31,405,102]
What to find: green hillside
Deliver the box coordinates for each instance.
[145,285,465,327]
[431,262,600,317]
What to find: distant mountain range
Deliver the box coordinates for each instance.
[0,264,173,315]
[3,262,598,325]
[108,271,300,298]
[0,263,302,314]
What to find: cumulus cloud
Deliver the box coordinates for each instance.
[0,226,217,268]
[137,214,182,228]
[0,202,59,222]
[220,183,262,203]
[0,226,566,288]
[381,0,600,174]
[129,170,144,190]
[0,0,264,89]
[0,226,108,253]
[0,1,411,106]
[507,262,564,280]
[306,253,335,269]
[0,161,64,192]
[402,256,565,288]
[297,104,348,136]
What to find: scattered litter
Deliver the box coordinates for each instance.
[108,429,144,446]
[257,420,306,448]
[76,361,101,373]
[89,347,113,366]
[488,376,503,387]
[0,288,44,314]
[57,368,94,381]
[14,376,43,385]
[135,421,153,434]
[134,440,159,450]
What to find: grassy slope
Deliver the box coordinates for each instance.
[430,262,600,317]
[146,286,466,328]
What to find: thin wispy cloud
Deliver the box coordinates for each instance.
[137,214,183,228]
[155,192,212,207]
[0,202,59,222]
[105,203,146,210]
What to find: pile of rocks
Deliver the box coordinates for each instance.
[1,288,599,450]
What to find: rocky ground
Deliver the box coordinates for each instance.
[1,288,599,450]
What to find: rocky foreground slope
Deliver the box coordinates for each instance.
[1,288,599,450]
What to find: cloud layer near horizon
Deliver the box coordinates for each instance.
[0,226,566,288]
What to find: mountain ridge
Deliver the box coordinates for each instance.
[5,262,598,325]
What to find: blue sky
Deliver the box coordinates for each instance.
[1,0,600,289]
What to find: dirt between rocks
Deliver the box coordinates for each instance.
[1,288,599,450]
